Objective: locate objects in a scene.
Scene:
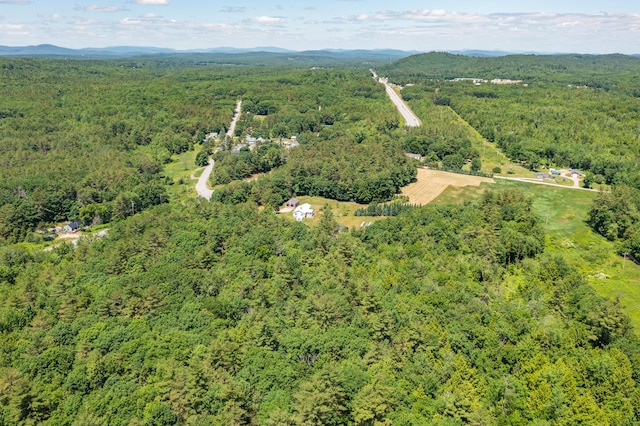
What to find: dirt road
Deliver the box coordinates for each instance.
[494,176,600,192]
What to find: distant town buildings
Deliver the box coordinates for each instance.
[490,79,523,85]
[448,77,525,86]
[449,78,488,85]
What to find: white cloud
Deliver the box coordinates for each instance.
[76,5,127,13]
[132,0,169,5]
[0,23,29,35]
[219,6,247,14]
[37,13,64,20]
[1,4,638,54]
[244,16,286,25]
[331,9,640,50]
[120,14,176,25]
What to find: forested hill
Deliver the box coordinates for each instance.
[380,52,640,86]
[1,192,639,424]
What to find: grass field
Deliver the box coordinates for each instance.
[401,168,494,204]
[163,148,202,201]
[278,196,387,229]
[443,106,535,178]
[434,179,640,329]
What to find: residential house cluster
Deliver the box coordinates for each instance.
[286,198,314,221]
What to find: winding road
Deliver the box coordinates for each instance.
[195,100,242,200]
[196,160,215,200]
[371,69,420,127]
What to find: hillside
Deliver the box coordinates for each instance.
[380,51,640,85]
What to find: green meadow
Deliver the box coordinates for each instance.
[435,179,640,328]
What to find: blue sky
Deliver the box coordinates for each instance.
[0,0,638,53]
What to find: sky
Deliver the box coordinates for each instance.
[0,0,639,53]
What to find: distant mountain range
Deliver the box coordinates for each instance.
[0,44,423,59]
[1,44,637,60]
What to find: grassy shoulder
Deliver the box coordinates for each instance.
[434,179,640,329]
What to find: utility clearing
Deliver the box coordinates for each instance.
[402,168,494,205]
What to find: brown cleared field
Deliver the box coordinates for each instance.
[402,168,495,205]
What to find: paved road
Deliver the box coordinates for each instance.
[371,70,420,127]
[196,159,215,200]
[227,100,242,137]
[195,100,242,200]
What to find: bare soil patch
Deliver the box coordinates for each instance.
[401,168,494,205]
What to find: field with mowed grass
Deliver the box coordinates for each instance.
[401,168,494,204]
[434,179,640,329]
[163,148,202,201]
[278,196,388,229]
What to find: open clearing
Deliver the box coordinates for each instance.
[401,168,494,205]
[278,196,387,229]
[433,178,640,330]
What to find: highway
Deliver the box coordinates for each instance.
[371,69,420,127]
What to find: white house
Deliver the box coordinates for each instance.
[293,203,314,221]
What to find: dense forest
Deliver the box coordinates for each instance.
[1,53,640,424]
[587,185,640,260]
[0,58,241,242]
[211,137,415,208]
[1,192,638,425]
[0,58,404,241]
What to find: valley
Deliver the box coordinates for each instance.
[1,52,640,425]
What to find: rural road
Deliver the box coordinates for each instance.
[196,159,215,200]
[195,100,242,200]
[227,100,242,137]
[494,176,601,192]
[371,69,420,127]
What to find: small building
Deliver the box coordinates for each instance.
[286,198,300,208]
[64,221,82,233]
[570,169,583,177]
[405,153,423,161]
[537,173,549,180]
[293,203,314,221]
[491,78,523,85]
[231,143,249,154]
